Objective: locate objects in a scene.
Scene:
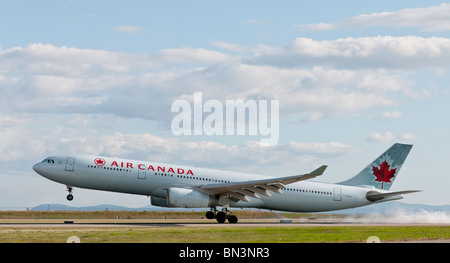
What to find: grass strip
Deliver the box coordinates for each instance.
[1,226,449,243]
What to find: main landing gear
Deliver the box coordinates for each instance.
[205,208,238,224]
[66,186,74,201]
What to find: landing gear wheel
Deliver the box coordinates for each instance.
[205,210,215,219]
[207,208,239,223]
[227,215,238,224]
[67,194,74,201]
[216,211,227,223]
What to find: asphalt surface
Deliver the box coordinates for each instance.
[1,218,449,228]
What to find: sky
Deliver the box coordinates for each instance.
[1,0,449,209]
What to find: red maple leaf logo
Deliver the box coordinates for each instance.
[372,160,396,189]
[94,158,106,166]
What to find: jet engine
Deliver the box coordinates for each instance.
[150,196,170,207]
[166,187,212,208]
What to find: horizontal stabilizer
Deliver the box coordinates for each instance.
[366,190,421,202]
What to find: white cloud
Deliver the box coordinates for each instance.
[0,43,237,76]
[0,43,238,119]
[244,18,272,25]
[382,111,403,120]
[297,3,450,32]
[0,43,159,75]
[211,41,251,53]
[367,131,395,143]
[369,111,404,121]
[156,47,237,64]
[0,123,56,161]
[287,141,358,155]
[0,43,412,122]
[112,26,145,34]
[0,39,431,168]
[365,131,418,143]
[400,133,418,140]
[154,64,405,119]
[249,36,450,70]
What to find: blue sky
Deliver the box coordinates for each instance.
[1,1,449,209]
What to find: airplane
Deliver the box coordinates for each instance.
[32,143,420,223]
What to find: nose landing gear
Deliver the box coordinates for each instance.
[66,186,74,201]
[205,208,238,223]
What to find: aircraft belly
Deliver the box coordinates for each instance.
[66,171,159,196]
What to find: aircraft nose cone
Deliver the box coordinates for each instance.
[32,163,43,175]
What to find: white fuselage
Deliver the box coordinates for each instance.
[33,154,379,212]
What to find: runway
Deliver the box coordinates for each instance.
[1,218,449,228]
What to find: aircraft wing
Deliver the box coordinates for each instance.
[192,165,327,203]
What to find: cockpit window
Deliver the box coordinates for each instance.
[42,158,55,164]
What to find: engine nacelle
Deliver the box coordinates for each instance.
[167,187,212,208]
[150,196,171,207]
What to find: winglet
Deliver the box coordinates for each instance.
[308,165,327,177]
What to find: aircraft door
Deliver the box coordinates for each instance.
[138,165,146,180]
[65,157,75,172]
[333,187,341,201]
